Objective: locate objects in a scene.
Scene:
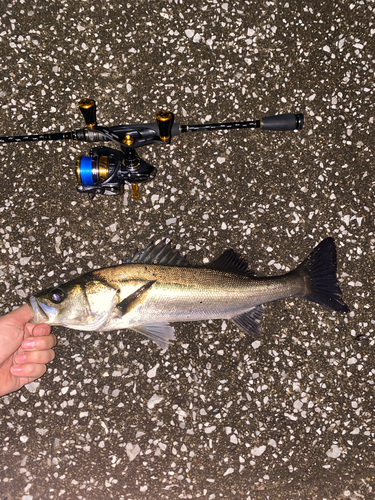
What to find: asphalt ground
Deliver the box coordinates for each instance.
[0,1,374,499]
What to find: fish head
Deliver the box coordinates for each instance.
[27,280,90,326]
[27,275,120,329]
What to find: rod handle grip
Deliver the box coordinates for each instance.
[261,113,304,131]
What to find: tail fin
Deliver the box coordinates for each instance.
[293,237,349,312]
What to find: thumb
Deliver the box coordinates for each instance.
[7,304,35,326]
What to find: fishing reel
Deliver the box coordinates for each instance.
[76,145,156,199]
[0,98,304,200]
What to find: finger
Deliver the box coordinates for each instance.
[34,323,52,337]
[26,323,51,337]
[7,304,34,324]
[10,362,47,379]
[22,334,57,351]
[14,349,55,366]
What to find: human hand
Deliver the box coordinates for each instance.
[0,304,56,397]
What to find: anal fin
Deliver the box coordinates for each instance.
[231,306,263,336]
[130,322,176,350]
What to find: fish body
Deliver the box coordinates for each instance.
[27,238,348,349]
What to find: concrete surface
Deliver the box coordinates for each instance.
[0,0,374,499]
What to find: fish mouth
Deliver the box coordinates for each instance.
[27,296,50,324]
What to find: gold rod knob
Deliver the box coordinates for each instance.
[78,98,97,129]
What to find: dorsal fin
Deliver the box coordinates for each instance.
[207,249,255,276]
[130,239,190,267]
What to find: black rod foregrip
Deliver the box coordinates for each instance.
[182,113,304,134]
[260,113,304,131]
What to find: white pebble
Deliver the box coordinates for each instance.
[147,394,163,409]
[326,444,342,458]
[126,443,140,461]
[24,381,39,393]
[147,364,159,378]
[350,428,360,435]
[20,256,31,266]
[251,445,266,456]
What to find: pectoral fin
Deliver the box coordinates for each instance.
[116,281,156,316]
[231,306,263,337]
[130,323,176,350]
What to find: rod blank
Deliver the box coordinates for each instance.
[0,132,75,144]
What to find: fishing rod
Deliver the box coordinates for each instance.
[0,98,304,199]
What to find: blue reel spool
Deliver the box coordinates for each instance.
[76,156,94,185]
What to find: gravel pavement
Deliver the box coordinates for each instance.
[0,1,374,499]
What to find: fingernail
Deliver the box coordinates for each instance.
[34,326,47,336]
[23,339,35,349]
[11,365,22,374]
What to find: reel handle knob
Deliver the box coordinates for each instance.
[132,184,140,199]
[79,98,97,129]
[156,110,174,142]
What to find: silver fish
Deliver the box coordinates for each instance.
[27,237,348,349]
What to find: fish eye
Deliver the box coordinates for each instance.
[50,288,65,304]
